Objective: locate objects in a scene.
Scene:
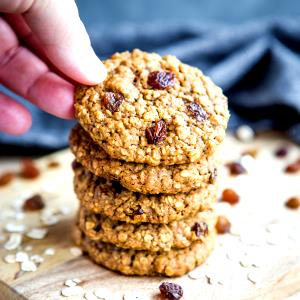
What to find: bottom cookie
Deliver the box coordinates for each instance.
[73,227,215,277]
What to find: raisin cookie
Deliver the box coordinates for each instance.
[74,164,217,224]
[75,49,229,166]
[78,206,216,252]
[70,124,219,194]
[74,226,215,277]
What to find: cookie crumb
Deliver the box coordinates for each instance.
[47,161,60,168]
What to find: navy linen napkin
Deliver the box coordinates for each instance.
[1,18,300,152]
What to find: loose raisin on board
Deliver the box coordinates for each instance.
[285,158,300,173]
[102,92,124,113]
[221,188,240,205]
[148,71,175,90]
[159,282,183,300]
[187,102,207,122]
[19,159,40,179]
[0,172,15,186]
[23,194,45,211]
[191,222,208,238]
[216,216,231,234]
[285,197,300,209]
[275,146,289,158]
[225,162,246,176]
[146,120,167,144]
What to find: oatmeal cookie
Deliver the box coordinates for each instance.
[78,206,216,252]
[74,49,229,166]
[70,124,219,194]
[73,226,215,277]
[74,164,217,224]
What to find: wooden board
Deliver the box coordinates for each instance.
[0,134,300,300]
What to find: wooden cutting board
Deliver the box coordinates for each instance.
[0,133,300,300]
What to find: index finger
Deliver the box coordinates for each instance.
[0,0,106,85]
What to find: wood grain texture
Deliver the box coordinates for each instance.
[0,134,300,300]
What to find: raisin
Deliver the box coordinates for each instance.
[94,223,102,232]
[47,161,60,168]
[221,188,240,205]
[71,160,81,170]
[111,181,123,193]
[225,162,246,176]
[23,194,45,211]
[216,216,231,234]
[129,205,144,219]
[0,172,15,186]
[209,168,217,184]
[148,71,175,90]
[275,146,289,158]
[285,197,300,209]
[187,102,207,122]
[191,222,208,238]
[159,282,183,300]
[145,120,167,144]
[285,158,300,173]
[19,159,40,179]
[101,92,124,113]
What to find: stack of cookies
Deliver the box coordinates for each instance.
[70,50,229,277]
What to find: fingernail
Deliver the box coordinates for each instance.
[80,48,107,85]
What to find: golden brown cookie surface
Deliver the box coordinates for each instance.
[75,49,229,166]
[70,124,219,195]
[78,206,216,252]
[74,164,217,224]
[74,226,216,277]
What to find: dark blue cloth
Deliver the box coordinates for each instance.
[1,18,300,151]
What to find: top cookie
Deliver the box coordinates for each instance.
[75,49,229,166]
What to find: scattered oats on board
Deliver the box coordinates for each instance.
[94,287,111,300]
[44,247,55,256]
[64,278,81,287]
[70,247,83,257]
[123,292,150,300]
[24,245,33,251]
[4,254,16,264]
[5,223,27,233]
[15,251,29,262]
[30,254,44,264]
[84,291,98,300]
[4,233,22,250]
[61,286,84,297]
[26,228,48,240]
[236,125,255,142]
[21,260,37,272]
[247,270,263,286]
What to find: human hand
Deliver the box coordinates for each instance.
[0,0,107,135]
